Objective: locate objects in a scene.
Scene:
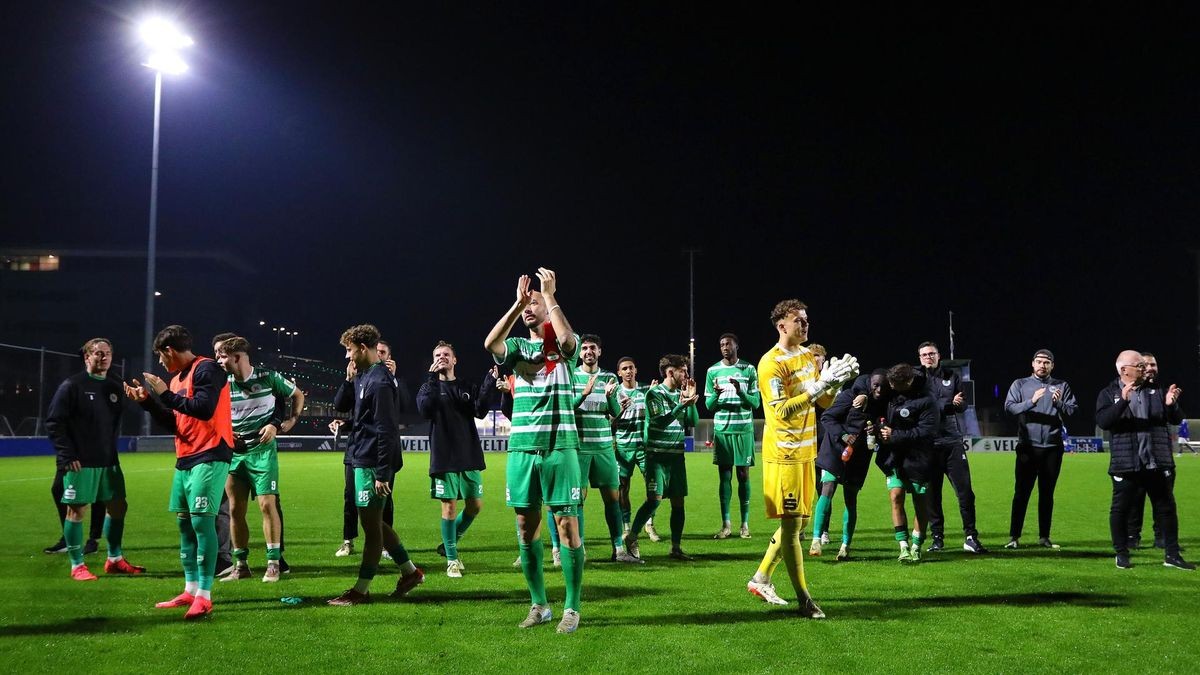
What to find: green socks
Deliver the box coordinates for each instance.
[561,544,584,611]
[630,499,660,535]
[812,494,832,540]
[384,542,411,566]
[191,516,217,591]
[234,547,249,563]
[604,499,624,548]
[455,511,476,539]
[893,526,908,544]
[441,518,458,560]
[64,519,85,566]
[102,515,124,559]
[842,506,857,545]
[177,517,199,584]
[518,539,548,606]
[738,475,751,527]
[718,468,733,522]
[266,544,281,562]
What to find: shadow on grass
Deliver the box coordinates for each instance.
[0,616,159,637]
[583,590,1128,626]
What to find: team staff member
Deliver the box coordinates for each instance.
[328,324,424,605]
[1003,349,1077,549]
[1097,350,1192,570]
[126,325,234,620]
[47,338,144,580]
[918,341,987,554]
[418,341,495,578]
[876,364,939,563]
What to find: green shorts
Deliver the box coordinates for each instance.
[885,471,928,495]
[169,461,230,515]
[616,443,646,479]
[712,430,756,467]
[578,450,620,490]
[229,450,279,497]
[646,452,688,499]
[61,465,125,505]
[820,469,839,483]
[505,448,581,513]
[354,467,389,508]
[431,470,484,500]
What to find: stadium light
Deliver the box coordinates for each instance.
[138,16,193,435]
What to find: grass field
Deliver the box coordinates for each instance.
[2,450,1197,673]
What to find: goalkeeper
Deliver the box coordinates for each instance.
[745,299,858,619]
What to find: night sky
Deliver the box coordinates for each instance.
[4,3,1200,429]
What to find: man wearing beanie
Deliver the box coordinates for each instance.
[1003,349,1077,549]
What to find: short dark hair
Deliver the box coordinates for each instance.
[616,356,636,369]
[917,341,938,352]
[434,340,455,355]
[719,332,739,345]
[886,363,915,387]
[81,338,112,357]
[659,354,688,377]
[340,324,381,349]
[1140,351,1156,359]
[377,339,391,350]
[580,334,602,348]
[218,336,250,355]
[212,332,237,346]
[770,299,807,326]
[154,325,192,353]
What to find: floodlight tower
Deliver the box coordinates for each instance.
[138,18,192,434]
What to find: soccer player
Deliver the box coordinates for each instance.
[812,370,885,560]
[214,336,304,583]
[484,268,584,634]
[328,324,424,605]
[614,357,649,534]
[417,341,493,578]
[46,338,143,580]
[705,333,761,539]
[126,325,234,620]
[623,354,699,561]
[569,335,642,564]
[745,300,857,618]
[875,363,939,563]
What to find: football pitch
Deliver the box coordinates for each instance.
[1,451,1196,673]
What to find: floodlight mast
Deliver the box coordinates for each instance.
[138,18,192,435]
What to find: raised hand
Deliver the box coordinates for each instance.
[515,274,533,307]
[536,267,557,298]
[1032,387,1046,403]
[603,379,619,396]
[581,373,598,398]
[124,380,148,402]
[141,372,167,395]
[1167,384,1183,406]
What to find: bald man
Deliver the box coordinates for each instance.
[1096,350,1192,570]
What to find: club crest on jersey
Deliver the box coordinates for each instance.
[109,393,118,403]
[899,408,911,418]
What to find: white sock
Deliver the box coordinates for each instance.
[751,571,769,584]
[196,589,211,600]
[352,577,371,593]
[72,562,85,570]
[400,561,417,576]
[185,582,199,595]
[107,555,123,563]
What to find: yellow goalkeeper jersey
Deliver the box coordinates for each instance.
[757,343,836,464]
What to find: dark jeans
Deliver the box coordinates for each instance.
[928,440,978,539]
[343,463,393,540]
[1009,442,1064,540]
[52,468,106,539]
[1110,469,1179,556]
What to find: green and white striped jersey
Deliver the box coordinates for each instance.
[645,383,698,454]
[496,334,580,452]
[704,359,760,434]
[228,368,296,454]
[614,383,647,449]
[572,366,619,455]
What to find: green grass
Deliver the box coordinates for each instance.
[2,451,1197,673]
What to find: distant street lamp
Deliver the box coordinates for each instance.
[139,17,193,434]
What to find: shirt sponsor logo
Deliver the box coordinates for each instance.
[899,408,910,418]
